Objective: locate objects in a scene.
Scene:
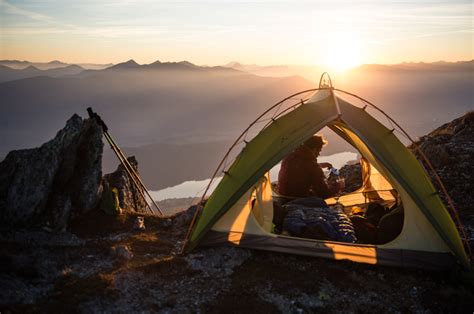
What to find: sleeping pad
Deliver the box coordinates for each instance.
[282,197,357,243]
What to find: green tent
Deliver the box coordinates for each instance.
[183,81,469,269]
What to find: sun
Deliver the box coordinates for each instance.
[321,33,363,72]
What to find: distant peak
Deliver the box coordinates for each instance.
[48,60,64,65]
[65,64,84,70]
[23,65,40,71]
[142,60,202,71]
[176,60,199,69]
[178,61,197,68]
[0,59,27,63]
[124,59,139,66]
[225,61,243,68]
[109,59,141,70]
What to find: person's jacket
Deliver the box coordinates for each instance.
[277,146,333,198]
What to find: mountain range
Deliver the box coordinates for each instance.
[0,64,85,83]
[0,59,472,189]
[0,59,112,70]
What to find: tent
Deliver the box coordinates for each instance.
[183,76,470,269]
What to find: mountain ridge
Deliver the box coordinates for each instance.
[0,60,471,190]
[0,64,86,83]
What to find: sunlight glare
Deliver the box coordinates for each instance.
[321,33,363,72]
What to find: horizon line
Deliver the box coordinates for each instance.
[1,58,473,68]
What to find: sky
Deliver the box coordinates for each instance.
[0,0,472,67]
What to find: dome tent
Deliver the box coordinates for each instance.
[182,75,470,269]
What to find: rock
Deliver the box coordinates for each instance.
[111,245,134,261]
[0,230,86,247]
[161,218,173,228]
[418,142,451,168]
[133,216,146,231]
[410,111,474,224]
[0,114,103,230]
[103,156,147,213]
[172,205,198,227]
[185,247,252,277]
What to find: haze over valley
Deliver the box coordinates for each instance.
[0,59,472,189]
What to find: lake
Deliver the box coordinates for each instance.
[150,151,358,201]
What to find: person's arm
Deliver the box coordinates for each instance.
[309,164,334,199]
[318,162,332,169]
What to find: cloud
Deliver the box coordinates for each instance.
[0,0,53,23]
[370,28,473,45]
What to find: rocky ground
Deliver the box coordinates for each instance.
[2,210,473,313]
[1,112,474,313]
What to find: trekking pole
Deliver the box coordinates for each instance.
[102,131,156,215]
[87,107,164,216]
[89,111,156,216]
[89,109,163,216]
[104,131,164,216]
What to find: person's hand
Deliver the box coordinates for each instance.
[336,178,345,191]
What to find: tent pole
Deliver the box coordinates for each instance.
[320,72,341,116]
[331,89,341,117]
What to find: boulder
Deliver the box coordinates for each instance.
[103,156,147,213]
[0,114,103,230]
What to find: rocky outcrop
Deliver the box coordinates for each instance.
[103,156,147,213]
[410,111,473,222]
[0,115,103,230]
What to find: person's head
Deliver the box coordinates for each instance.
[303,135,327,155]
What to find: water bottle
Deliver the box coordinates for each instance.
[329,167,340,177]
[329,167,345,192]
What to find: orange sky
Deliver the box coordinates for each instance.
[1,0,472,69]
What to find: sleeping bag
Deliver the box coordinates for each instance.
[282,197,357,243]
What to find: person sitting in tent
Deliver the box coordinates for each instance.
[277,135,341,199]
